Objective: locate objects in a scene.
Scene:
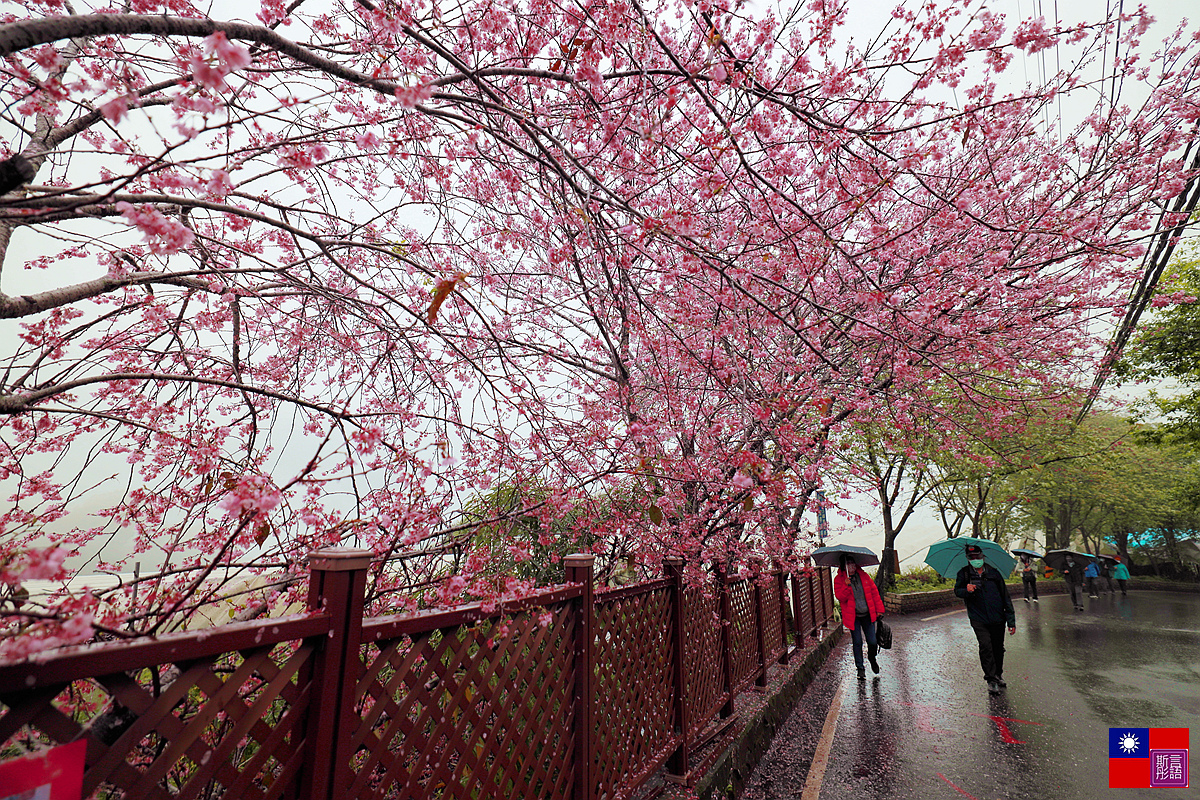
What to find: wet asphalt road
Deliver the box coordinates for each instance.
[740,590,1200,800]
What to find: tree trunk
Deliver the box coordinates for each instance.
[875,527,899,593]
[874,487,899,592]
[1113,528,1130,561]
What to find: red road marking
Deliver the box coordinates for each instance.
[896,702,1044,744]
[937,773,979,799]
[968,713,1044,726]
[968,713,1045,744]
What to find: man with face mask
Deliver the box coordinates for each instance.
[954,543,1017,694]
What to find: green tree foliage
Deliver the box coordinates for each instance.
[834,384,1076,589]
[1011,412,1200,564]
[1119,251,1200,450]
[458,479,652,589]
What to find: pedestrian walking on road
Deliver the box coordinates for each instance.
[1062,556,1085,610]
[954,543,1016,695]
[1112,557,1131,596]
[1084,560,1100,598]
[1018,555,1039,602]
[833,554,886,680]
[1098,558,1115,595]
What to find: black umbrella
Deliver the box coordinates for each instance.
[810,544,879,568]
[1042,549,1094,574]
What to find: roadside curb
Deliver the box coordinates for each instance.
[674,627,844,800]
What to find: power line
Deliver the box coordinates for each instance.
[1076,140,1200,423]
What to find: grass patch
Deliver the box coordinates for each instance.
[887,565,1023,594]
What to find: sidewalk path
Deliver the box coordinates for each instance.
[740,590,1200,800]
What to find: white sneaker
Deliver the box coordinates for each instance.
[1024,598,1030,603]
[1032,599,1039,602]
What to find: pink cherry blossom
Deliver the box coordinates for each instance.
[394,83,434,109]
[1,546,68,585]
[0,0,1195,647]
[100,95,130,123]
[115,201,195,255]
[217,475,283,519]
[205,31,251,72]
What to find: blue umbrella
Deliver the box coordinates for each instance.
[810,544,879,568]
[924,537,1016,579]
[1011,548,1043,559]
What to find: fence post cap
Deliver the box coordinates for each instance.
[309,548,374,571]
[562,553,595,568]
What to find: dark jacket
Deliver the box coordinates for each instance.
[954,564,1016,627]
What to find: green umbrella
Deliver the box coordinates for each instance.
[924,537,1016,579]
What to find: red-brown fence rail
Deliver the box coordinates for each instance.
[0,550,835,800]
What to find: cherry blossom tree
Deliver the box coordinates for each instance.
[2,0,1199,655]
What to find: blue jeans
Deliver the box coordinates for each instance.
[850,613,878,671]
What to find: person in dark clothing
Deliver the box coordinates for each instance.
[954,543,1017,694]
[1061,556,1084,610]
[1098,558,1115,594]
[1018,554,1039,602]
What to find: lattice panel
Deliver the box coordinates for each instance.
[681,587,723,739]
[350,603,575,800]
[727,580,759,691]
[794,573,813,637]
[592,586,676,798]
[0,640,314,800]
[820,567,835,621]
[760,578,784,662]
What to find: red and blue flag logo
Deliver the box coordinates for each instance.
[1109,728,1189,788]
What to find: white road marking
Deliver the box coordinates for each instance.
[922,607,966,621]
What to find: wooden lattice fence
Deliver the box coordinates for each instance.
[0,550,835,800]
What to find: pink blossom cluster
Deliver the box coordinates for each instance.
[1,546,68,586]
[217,474,283,519]
[186,31,252,91]
[0,598,95,660]
[280,144,331,170]
[115,201,195,255]
[394,83,434,109]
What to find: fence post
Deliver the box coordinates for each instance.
[302,547,372,800]
[806,569,819,637]
[820,567,833,628]
[664,558,690,776]
[565,554,596,800]
[790,571,804,646]
[753,576,768,687]
[774,563,790,665]
[715,564,735,717]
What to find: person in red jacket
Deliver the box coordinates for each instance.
[833,554,886,679]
